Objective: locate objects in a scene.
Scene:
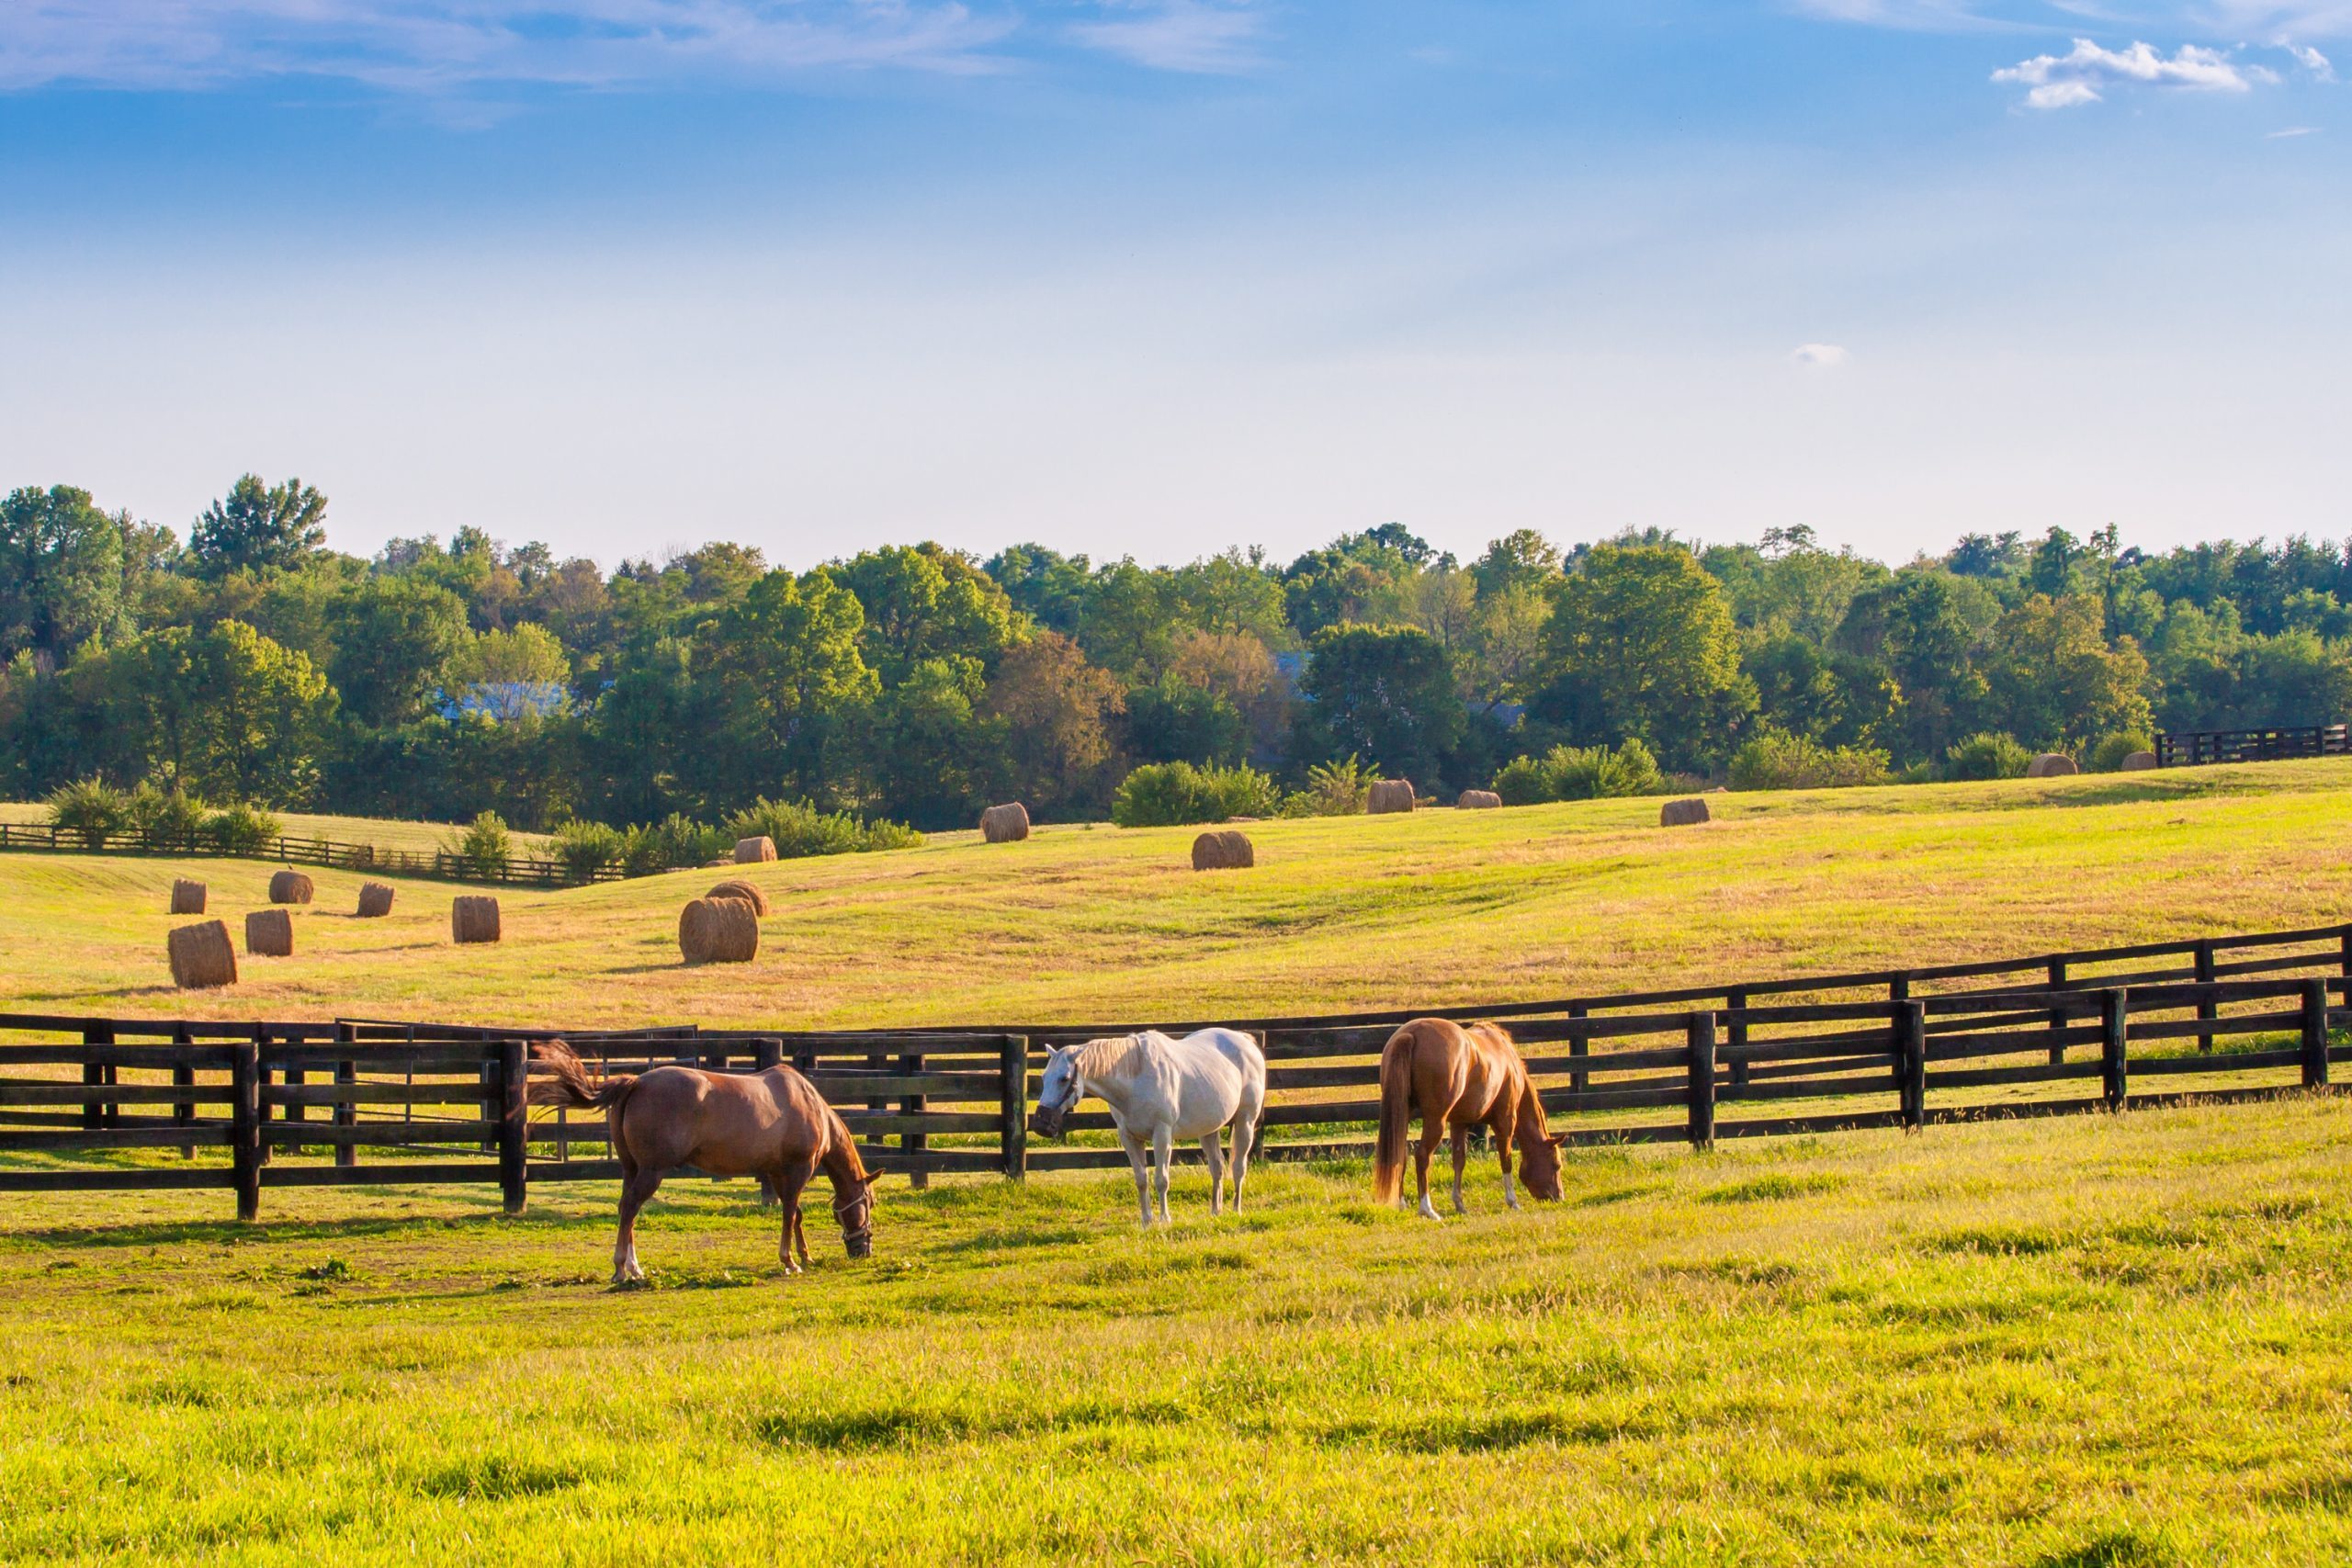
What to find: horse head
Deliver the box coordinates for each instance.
[833,1173,878,1258]
[1030,1043,1090,1138]
[1517,1129,1568,1201]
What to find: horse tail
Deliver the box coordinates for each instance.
[1372,1023,1419,1203]
[526,1040,639,1113]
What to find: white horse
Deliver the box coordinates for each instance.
[1032,1029,1268,1224]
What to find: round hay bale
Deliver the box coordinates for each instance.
[707,878,771,917]
[2025,752,2079,779]
[1366,779,1416,815]
[2121,750,2159,772]
[244,908,295,957]
[1456,789,1502,810]
[451,895,502,945]
[734,836,778,863]
[679,897,761,964]
[168,878,207,915]
[268,870,313,905]
[1659,797,1712,828]
[167,919,237,989]
[1191,829,1255,872]
[980,802,1032,843]
[356,881,395,919]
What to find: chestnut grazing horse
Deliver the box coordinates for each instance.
[529,1041,876,1281]
[1372,1018,1566,1219]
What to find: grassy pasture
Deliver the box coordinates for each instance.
[4,758,2351,1028]
[2,1098,2350,1565]
[6,762,2352,1563]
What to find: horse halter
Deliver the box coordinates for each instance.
[833,1182,875,1245]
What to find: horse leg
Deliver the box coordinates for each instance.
[1492,1101,1521,1212]
[1414,1120,1445,1221]
[615,1164,663,1284]
[1119,1130,1154,1225]
[1152,1124,1174,1224]
[1450,1126,1471,1215]
[1201,1130,1227,1217]
[1228,1113,1255,1214]
[775,1160,814,1276]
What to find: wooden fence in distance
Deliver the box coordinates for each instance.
[3,920,2347,1218]
[2155,724,2351,768]
[0,822,619,889]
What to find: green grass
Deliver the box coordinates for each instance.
[5,758,2352,1028]
[2,1097,2348,1564]
[6,761,2352,1563]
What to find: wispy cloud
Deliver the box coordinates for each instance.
[2267,121,2321,131]
[1993,38,2267,107]
[1066,1,1267,73]
[2286,41,2336,76]
[1799,1,2352,40]
[1792,343,1850,367]
[0,0,1030,93]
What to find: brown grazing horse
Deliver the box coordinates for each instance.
[529,1042,876,1282]
[1372,1018,1566,1218]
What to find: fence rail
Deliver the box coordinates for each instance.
[2155,724,2351,768]
[0,822,622,889]
[4,919,2348,1219]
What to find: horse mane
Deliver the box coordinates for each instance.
[822,1099,871,1183]
[1070,1032,1152,1081]
[1471,1023,1554,1145]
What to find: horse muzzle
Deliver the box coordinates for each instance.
[1031,1103,1067,1139]
[843,1232,873,1259]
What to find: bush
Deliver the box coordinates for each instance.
[1490,739,1664,805]
[1727,728,1893,792]
[205,802,282,856]
[46,777,130,850]
[125,782,210,846]
[1112,761,1282,827]
[1280,755,1376,818]
[552,819,627,883]
[2088,729,2155,773]
[625,813,728,874]
[445,810,513,879]
[721,798,927,858]
[1944,731,2034,782]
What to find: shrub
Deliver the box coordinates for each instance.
[445,810,513,879]
[551,819,627,883]
[1112,761,1282,827]
[721,798,926,858]
[1280,755,1376,818]
[1728,728,1893,792]
[205,803,282,856]
[1490,739,1664,805]
[2088,729,2155,773]
[46,777,130,850]
[1944,731,2034,782]
[125,782,210,846]
[626,813,727,874]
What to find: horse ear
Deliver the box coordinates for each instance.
[1547,1133,1566,1146]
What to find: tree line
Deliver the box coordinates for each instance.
[4,478,2348,832]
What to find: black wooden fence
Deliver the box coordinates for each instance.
[0,821,613,888]
[3,920,2346,1218]
[2155,724,2351,768]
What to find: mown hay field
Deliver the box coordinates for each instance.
[4,759,2351,1029]
[4,762,2352,1564]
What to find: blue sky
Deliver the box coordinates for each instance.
[1,2,2345,570]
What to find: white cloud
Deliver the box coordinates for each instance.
[1792,343,1850,367]
[0,0,1025,92]
[1993,38,2263,107]
[2267,121,2321,131]
[1066,1,1266,73]
[2286,41,2336,75]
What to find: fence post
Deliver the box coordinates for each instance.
[1001,1034,1030,1180]
[173,1023,196,1159]
[2100,989,2129,1110]
[477,1056,496,1155]
[498,1038,529,1216]
[2194,942,2217,1052]
[2301,978,2331,1089]
[2047,960,2069,1066]
[81,1023,113,1130]
[1686,1012,1716,1152]
[283,1049,307,1156]
[1897,1000,1927,1131]
[1725,989,1749,1089]
[752,1040,780,1203]
[231,1040,261,1223]
[1568,1004,1589,1095]
[334,1021,356,1170]
[253,1026,273,1167]
[900,1046,929,1191]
